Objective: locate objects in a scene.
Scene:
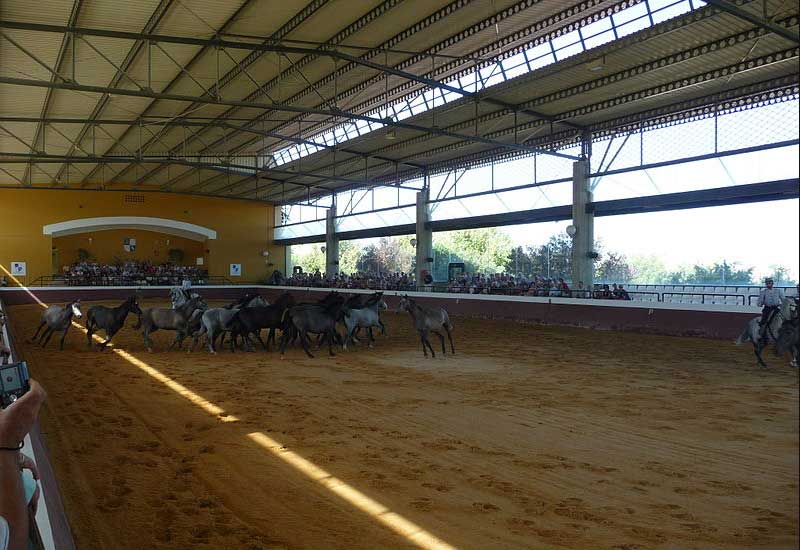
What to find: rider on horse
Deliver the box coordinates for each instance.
[758,277,785,345]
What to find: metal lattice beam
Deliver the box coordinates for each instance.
[704,0,800,43]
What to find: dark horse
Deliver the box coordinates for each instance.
[31,299,82,350]
[86,295,142,350]
[233,292,296,351]
[280,299,345,358]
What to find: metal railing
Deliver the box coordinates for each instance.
[30,274,235,287]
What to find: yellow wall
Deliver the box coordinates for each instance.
[0,189,284,285]
[53,229,205,268]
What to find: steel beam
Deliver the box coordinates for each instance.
[703,0,800,43]
[23,0,84,186]
[0,19,583,130]
[0,152,424,191]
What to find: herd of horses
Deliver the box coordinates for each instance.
[24,290,799,367]
[28,290,457,359]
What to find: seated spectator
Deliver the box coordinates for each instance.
[617,284,631,300]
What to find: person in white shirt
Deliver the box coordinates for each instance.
[757,277,785,344]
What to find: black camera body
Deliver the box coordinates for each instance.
[0,361,30,408]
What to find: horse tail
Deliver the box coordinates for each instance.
[735,323,751,345]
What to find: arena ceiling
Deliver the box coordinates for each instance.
[0,0,798,204]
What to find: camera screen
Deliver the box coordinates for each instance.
[1,365,24,392]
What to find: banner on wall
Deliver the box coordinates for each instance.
[123,237,137,252]
[229,263,242,277]
[10,262,26,276]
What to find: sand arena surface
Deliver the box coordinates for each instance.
[7,299,799,549]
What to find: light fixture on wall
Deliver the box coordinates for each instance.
[87,237,93,244]
[587,55,606,72]
[385,129,397,140]
[320,245,326,253]
[261,250,270,257]
[166,239,171,246]
[566,225,577,238]
[410,238,417,248]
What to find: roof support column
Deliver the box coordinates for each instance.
[415,186,433,289]
[571,159,594,293]
[325,205,339,276]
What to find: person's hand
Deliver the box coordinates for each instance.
[0,379,46,448]
[18,453,38,481]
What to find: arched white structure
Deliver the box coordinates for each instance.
[43,216,217,241]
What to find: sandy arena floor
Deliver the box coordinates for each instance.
[7,299,799,549]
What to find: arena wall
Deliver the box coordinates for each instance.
[0,189,285,284]
[0,285,759,340]
[53,228,204,267]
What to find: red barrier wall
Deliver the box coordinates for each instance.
[1,286,756,340]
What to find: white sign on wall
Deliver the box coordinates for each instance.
[10,262,26,276]
[229,263,242,277]
[196,257,204,266]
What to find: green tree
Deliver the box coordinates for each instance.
[292,245,324,273]
[667,262,754,285]
[595,251,634,283]
[338,240,362,274]
[765,265,797,285]
[629,255,670,284]
[433,228,513,280]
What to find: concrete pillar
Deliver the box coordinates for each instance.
[570,159,594,292]
[325,206,339,276]
[415,188,433,287]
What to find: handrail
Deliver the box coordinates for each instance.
[0,297,76,550]
[30,274,236,287]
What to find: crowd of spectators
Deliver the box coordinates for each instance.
[284,270,416,291]
[62,261,209,286]
[282,269,631,299]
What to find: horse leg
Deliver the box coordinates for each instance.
[424,333,436,358]
[32,321,46,342]
[754,343,768,368]
[99,328,117,350]
[367,326,375,348]
[327,328,336,357]
[445,327,455,354]
[86,320,95,348]
[432,330,446,354]
[379,319,386,336]
[300,331,315,359]
[41,327,54,348]
[207,328,217,353]
[59,325,72,350]
[419,331,429,357]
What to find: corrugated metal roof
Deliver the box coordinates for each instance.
[0,0,797,200]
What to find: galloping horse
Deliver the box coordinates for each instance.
[31,299,82,350]
[736,297,794,368]
[135,296,206,352]
[86,295,142,350]
[398,295,454,358]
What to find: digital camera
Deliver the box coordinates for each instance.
[0,361,30,408]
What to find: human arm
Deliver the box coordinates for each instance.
[0,380,46,550]
[757,290,765,307]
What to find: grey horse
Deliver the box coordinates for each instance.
[135,296,206,352]
[775,317,799,368]
[280,301,344,358]
[736,297,793,367]
[170,287,202,309]
[343,293,388,350]
[31,299,82,350]
[86,295,142,350]
[190,308,242,353]
[397,295,454,358]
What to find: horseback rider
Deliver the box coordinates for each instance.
[757,277,784,344]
